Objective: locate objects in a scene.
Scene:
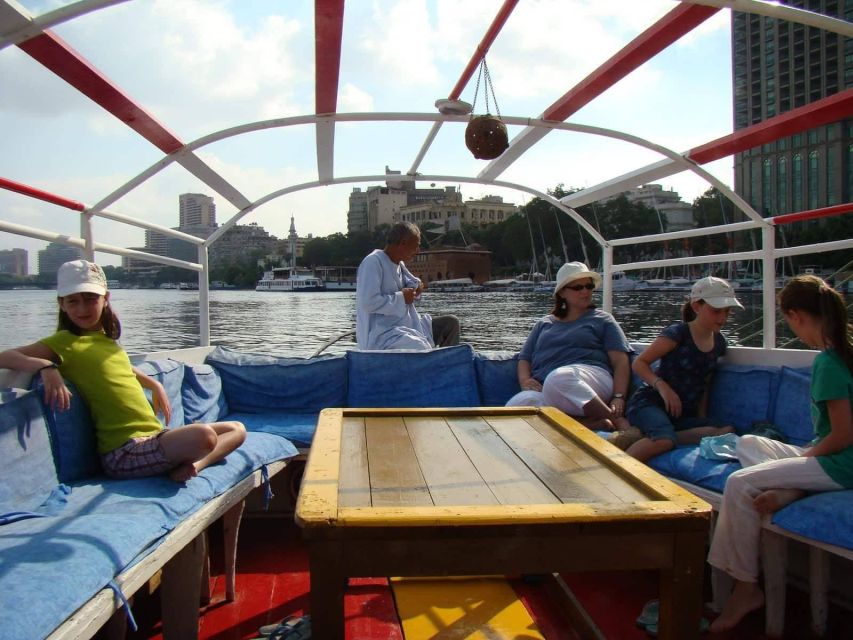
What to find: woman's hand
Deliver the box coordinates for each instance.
[41,367,72,412]
[150,381,173,424]
[520,377,542,392]
[610,396,626,418]
[657,381,682,418]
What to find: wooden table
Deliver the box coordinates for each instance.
[295,407,711,639]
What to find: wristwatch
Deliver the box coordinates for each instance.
[612,393,625,399]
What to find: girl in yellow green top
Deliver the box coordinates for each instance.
[0,260,245,482]
[708,275,853,632]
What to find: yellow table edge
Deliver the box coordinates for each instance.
[295,406,711,528]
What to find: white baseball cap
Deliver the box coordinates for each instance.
[57,260,108,297]
[554,262,602,294]
[690,276,743,309]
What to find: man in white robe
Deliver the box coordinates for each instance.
[356,222,460,351]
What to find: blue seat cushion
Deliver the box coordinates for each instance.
[474,352,520,406]
[771,366,814,446]
[347,344,480,408]
[0,430,297,640]
[0,388,60,516]
[707,364,779,432]
[136,359,186,427]
[225,411,318,448]
[30,378,102,483]
[206,346,347,413]
[182,363,229,424]
[771,490,853,550]
[646,445,740,493]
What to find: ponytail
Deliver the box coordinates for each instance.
[682,300,699,322]
[779,275,853,372]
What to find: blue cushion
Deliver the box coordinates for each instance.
[474,352,520,406]
[182,363,229,424]
[346,344,480,408]
[30,378,102,483]
[225,411,318,448]
[646,445,740,493]
[0,430,297,640]
[0,388,60,516]
[771,366,813,446]
[136,359,185,427]
[772,490,853,550]
[206,346,347,413]
[707,364,779,432]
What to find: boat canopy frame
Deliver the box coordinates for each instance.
[1,0,851,349]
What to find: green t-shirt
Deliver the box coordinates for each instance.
[40,330,162,454]
[811,349,853,488]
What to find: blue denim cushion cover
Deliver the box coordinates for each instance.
[181,363,229,424]
[707,364,779,431]
[474,352,520,406]
[771,366,813,446]
[206,346,347,413]
[347,344,479,408]
[136,359,185,427]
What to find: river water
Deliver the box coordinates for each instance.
[0,288,806,357]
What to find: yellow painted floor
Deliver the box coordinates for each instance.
[391,577,545,640]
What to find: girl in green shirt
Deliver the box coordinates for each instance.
[0,260,245,482]
[708,275,853,632]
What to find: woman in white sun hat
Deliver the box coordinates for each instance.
[506,262,633,432]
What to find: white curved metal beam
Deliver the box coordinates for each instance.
[0,0,131,49]
[685,0,853,38]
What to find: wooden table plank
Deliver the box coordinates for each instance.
[486,415,640,504]
[339,416,371,508]
[296,409,343,524]
[364,416,432,507]
[445,416,560,506]
[405,417,499,506]
[525,414,651,503]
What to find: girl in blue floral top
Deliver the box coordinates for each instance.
[625,277,740,462]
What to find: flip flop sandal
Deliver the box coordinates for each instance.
[644,616,709,637]
[258,615,312,639]
[635,599,659,629]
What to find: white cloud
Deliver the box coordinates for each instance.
[339,83,374,113]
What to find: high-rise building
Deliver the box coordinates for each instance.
[347,188,369,233]
[179,193,216,228]
[210,223,277,266]
[38,242,82,278]
[732,1,852,216]
[0,248,28,276]
[616,184,695,232]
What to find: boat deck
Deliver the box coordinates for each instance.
[124,516,853,640]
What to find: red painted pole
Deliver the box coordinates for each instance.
[0,176,86,211]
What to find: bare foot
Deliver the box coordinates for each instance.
[578,417,615,431]
[612,416,631,430]
[169,462,198,483]
[710,581,764,633]
[753,488,805,515]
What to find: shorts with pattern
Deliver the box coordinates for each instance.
[101,432,173,479]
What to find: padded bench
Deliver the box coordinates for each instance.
[0,357,297,640]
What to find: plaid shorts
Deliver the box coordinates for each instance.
[101,432,173,479]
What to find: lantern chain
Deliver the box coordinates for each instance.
[470,57,501,118]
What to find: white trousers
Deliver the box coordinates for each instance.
[707,434,842,582]
[505,364,613,416]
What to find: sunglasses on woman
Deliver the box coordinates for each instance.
[564,283,596,291]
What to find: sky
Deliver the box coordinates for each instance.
[0,0,735,270]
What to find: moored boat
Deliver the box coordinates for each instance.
[256,267,324,292]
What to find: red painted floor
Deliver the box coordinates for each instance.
[127,516,852,639]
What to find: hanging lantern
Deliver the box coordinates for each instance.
[465,58,508,160]
[465,115,509,160]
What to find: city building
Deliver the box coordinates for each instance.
[366,185,408,230]
[406,246,492,285]
[617,184,695,232]
[209,222,277,266]
[347,188,369,233]
[38,242,82,278]
[0,248,27,276]
[179,193,216,228]
[732,1,852,215]
[399,193,519,229]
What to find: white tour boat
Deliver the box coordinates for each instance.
[256,267,324,292]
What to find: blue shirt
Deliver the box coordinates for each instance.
[628,321,727,416]
[355,249,434,350]
[519,310,631,382]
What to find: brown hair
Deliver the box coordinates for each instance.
[681,299,704,322]
[779,275,853,372]
[57,297,121,340]
[551,293,594,319]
